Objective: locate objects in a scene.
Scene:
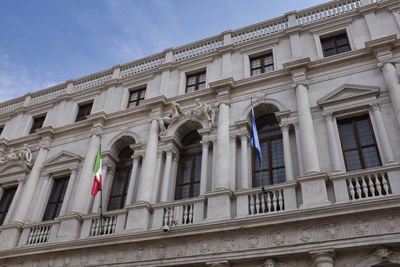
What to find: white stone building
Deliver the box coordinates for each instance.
[0,0,400,266]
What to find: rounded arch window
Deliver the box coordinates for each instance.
[108,146,133,210]
[175,130,202,200]
[253,114,285,187]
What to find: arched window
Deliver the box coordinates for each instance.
[108,146,133,210]
[253,114,285,187]
[175,130,202,200]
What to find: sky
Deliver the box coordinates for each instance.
[0,0,328,103]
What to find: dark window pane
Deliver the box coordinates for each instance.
[345,150,362,171]
[75,103,93,122]
[186,85,196,93]
[178,157,192,184]
[336,36,348,46]
[271,139,284,168]
[176,185,190,200]
[322,39,334,49]
[109,197,122,211]
[198,83,206,90]
[265,65,274,72]
[193,155,202,182]
[251,59,261,68]
[0,187,16,225]
[272,168,286,184]
[339,123,357,149]
[362,147,380,168]
[356,119,374,146]
[255,171,270,187]
[43,204,56,221]
[324,49,336,57]
[43,177,69,221]
[193,183,200,198]
[264,56,273,65]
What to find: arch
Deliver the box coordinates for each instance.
[106,131,140,157]
[166,118,205,141]
[241,98,283,121]
[352,248,400,267]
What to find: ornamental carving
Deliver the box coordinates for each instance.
[353,219,370,236]
[192,98,215,128]
[0,144,32,167]
[273,230,285,245]
[247,234,260,248]
[324,223,339,239]
[298,227,312,242]
[158,101,184,136]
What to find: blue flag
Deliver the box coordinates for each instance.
[251,109,262,167]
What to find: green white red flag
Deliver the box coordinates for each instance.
[91,146,102,196]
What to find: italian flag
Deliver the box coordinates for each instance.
[91,146,102,196]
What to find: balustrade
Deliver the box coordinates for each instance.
[173,37,223,61]
[80,210,127,239]
[0,98,24,115]
[27,225,51,245]
[121,53,165,77]
[90,215,117,237]
[18,221,60,246]
[30,85,66,105]
[73,71,113,92]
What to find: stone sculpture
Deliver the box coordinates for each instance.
[192,98,215,128]
[0,144,33,166]
[158,101,184,136]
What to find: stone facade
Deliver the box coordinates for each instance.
[0,0,400,266]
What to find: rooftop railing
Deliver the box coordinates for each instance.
[0,0,387,114]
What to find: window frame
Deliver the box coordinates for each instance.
[337,115,382,172]
[127,88,146,108]
[75,102,93,122]
[250,53,274,76]
[42,176,69,221]
[320,33,351,57]
[30,115,46,134]
[251,115,285,187]
[185,71,206,93]
[0,186,17,225]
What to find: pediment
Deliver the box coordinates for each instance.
[0,161,30,177]
[44,151,82,168]
[317,84,380,107]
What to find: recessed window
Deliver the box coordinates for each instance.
[337,115,381,171]
[43,177,69,221]
[127,88,146,108]
[75,102,93,122]
[175,131,202,200]
[108,146,133,211]
[321,33,351,57]
[186,72,206,93]
[250,54,274,76]
[0,126,3,136]
[0,186,17,225]
[30,115,46,134]
[253,114,285,187]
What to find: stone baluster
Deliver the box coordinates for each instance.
[59,167,78,216]
[323,113,344,173]
[200,140,210,195]
[280,122,294,181]
[240,133,250,189]
[4,179,25,225]
[125,152,142,205]
[30,173,53,222]
[12,138,51,223]
[70,126,101,214]
[160,150,174,202]
[369,103,396,165]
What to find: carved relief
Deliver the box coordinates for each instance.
[158,101,184,136]
[192,98,215,128]
[353,219,370,236]
[298,227,312,242]
[222,237,235,251]
[383,215,398,232]
[0,144,32,167]
[273,231,285,245]
[324,223,339,239]
[247,234,260,248]
[199,240,211,253]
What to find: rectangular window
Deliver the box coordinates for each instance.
[186,71,206,93]
[321,33,351,57]
[75,102,93,122]
[30,115,46,134]
[0,186,17,225]
[337,115,382,172]
[0,126,3,136]
[43,177,69,221]
[127,88,146,108]
[250,54,274,76]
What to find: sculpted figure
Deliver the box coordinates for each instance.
[158,102,184,136]
[18,144,32,165]
[192,98,215,128]
[264,258,276,267]
[6,148,18,161]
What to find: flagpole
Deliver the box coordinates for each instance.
[250,98,265,193]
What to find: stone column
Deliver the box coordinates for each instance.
[137,119,159,202]
[4,179,24,225]
[229,135,237,191]
[370,103,396,165]
[240,133,250,189]
[91,164,109,213]
[294,122,304,176]
[211,139,217,190]
[215,101,230,189]
[31,174,53,222]
[125,153,141,205]
[311,250,335,267]
[323,113,344,173]
[295,83,320,174]
[160,150,173,202]
[379,61,400,128]
[60,168,77,216]
[70,127,101,214]
[12,139,50,223]
[200,141,209,195]
[151,150,165,203]
[280,122,294,181]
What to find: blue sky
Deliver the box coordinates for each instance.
[0,0,328,102]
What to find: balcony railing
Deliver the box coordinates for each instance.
[80,209,127,238]
[18,220,60,246]
[330,164,400,203]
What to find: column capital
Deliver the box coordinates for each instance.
[90,126,103,137]
[323,112,334,121]
[369,102,381,111]
[239,131,250,141]
[69,167,78,174]
[17,177,26,184]
[201,140,210,147]
[38,138,51,150]
[310,248,335,262]
[279,121,290,132]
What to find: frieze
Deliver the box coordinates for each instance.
[1,211,400,266]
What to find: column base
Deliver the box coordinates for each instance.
[204,189,233,222]
[57,213,82,241]
[298,173,331,209]
[0,223,22,250]
[125,201,152,231]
